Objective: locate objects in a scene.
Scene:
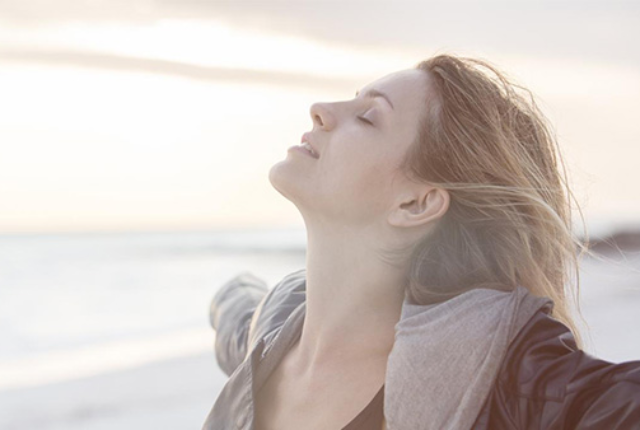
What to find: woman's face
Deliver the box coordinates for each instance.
[269,68,430,227]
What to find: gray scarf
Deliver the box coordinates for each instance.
[384,285,552,429]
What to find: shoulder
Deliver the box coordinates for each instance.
[484,307,640,429]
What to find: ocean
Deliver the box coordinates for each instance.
[0,228,307,385]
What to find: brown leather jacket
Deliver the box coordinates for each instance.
[204,269,640,429]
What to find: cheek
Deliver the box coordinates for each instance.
[324,151,398,213]
[330,148,385,184]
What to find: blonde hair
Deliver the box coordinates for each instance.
[400,53,589,345]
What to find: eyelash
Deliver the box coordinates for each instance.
[358,116,373,126]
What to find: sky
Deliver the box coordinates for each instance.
[1,0,639,236]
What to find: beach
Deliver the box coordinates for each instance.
[0,352,222,430]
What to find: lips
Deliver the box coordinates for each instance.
[300,132,320,158]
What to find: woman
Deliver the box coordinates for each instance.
[202,54,640,429]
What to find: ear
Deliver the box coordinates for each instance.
[387,186,450,228]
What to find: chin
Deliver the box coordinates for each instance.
[269,161,319,213]
[268,161,300,202]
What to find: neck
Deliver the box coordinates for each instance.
[293,222,408,375]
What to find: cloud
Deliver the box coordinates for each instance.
[1,0,639,69]
[0,47,356,91]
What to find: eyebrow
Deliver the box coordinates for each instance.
[354,89,395,110]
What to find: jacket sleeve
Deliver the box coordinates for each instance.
[567,355,640,428]
[497,311,640,429]
[209,271,269,377]
[209,268,307,377]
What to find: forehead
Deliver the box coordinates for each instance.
[359,69,428,111]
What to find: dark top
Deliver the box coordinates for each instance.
[342,383,384,429]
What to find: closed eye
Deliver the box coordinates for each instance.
[358,116,374,126]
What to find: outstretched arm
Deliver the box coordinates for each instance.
[497,310,640,428]
[209,272,269,376]
[209,268,307,377]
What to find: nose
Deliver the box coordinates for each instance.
[309,102,334,130]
